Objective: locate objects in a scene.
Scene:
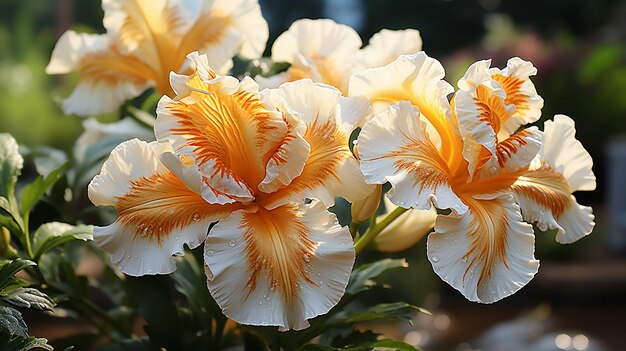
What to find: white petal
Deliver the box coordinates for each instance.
[89,138,234,276]
[427,194,539,303]
[46,31,108,74]
[358,101,467,214]
[541,115,596,192]
[272,19,361,66]
[204,201,354,331]
[356,29,423,70]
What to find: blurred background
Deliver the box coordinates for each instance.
[1,0,625,350]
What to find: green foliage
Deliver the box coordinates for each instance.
[20,163,67,216]
[0,134,23,201]
[32,223,92,260]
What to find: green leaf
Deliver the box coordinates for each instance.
[331,302,428,325]
[299,339,420,351]
[0,335,54,351]
[0,134,23,201]
[346,258,408,295]
[32,222,93,260]
[125,276,182,349]
[20,145,67,179]
[2,288,55,311]
[20,162,67,215]
[0,259,35,292]
[369,340,421,350]
[0,305,27,337]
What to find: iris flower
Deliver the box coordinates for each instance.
[46,0,267,116]
[352,53,595,303]
[88,53,373,330]
[257,18,422,95]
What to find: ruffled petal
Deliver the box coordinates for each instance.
[88,139,236,276]
[358,101,467,214]
[271,19,362,92]
[259,80,372,208]
[204,200,354,331]
[356,29,423,70]
[427,193,539,303]
[491,57,544,137]
[47,31,153,116]
[156,55,288,203]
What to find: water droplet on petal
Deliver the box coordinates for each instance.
[206,250,215,257]
[192,212,200,221]
[303,253,311,262]
[432,256,440,262]
[489,166,498,174]
[228,239,237,247]
[258,301,263,305]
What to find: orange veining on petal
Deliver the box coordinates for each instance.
[461,196,509,286]
[492,73,529,114]
[241,205,317,303]
[166,88,282,192]
[495,129,531,168]
[512,162,572,218]
[78,47,156,86]
[389,134,450,194]
[473,84,508,134]
[258,115,349,205]
[115,172,236,243]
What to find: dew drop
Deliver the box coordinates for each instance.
[303,253,311,262]
[126,255,131,259]
[192,212,200,221]
[206,250,215,257]
[432,256,440,262]
[258,301,263,305]
[228,239,237,247]
[489,166,497,174]
[319,280,324,285]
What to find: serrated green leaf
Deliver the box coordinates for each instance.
[20,163,67,215]
[331,302,428,325]
[0,306,27,337]
[32,223,93,260]
[346,259,408,295]
[0,134,23,201]
[2,288,55,311]
[0,335,54,351]
[0,259,35,292]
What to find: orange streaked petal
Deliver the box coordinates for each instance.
[427,193,539,303]
[349,52,461,166]
[358,101,468,214]
[455,74,514,178]
[46,31,153,116]
[88,139,236,276]
[258,80,372,208]
[204,200,354,331]
[156,73,287,203]
[491,57,544,136]
[512,115,595,243]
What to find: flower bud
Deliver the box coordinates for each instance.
[374,198,437,252]
[351,184,382,223]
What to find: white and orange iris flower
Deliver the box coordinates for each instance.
[257,18,422,95]
[352,52,595,303]
[88,52,373,330]
[47,0,268,116]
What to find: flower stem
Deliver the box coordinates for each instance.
[354,207,407,254]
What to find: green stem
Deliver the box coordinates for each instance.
[354,207,407,254]
[348,222,360,237]
[22,212,34,259]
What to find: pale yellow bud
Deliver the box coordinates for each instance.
[350,184,382,223]
[374,197,437,252]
